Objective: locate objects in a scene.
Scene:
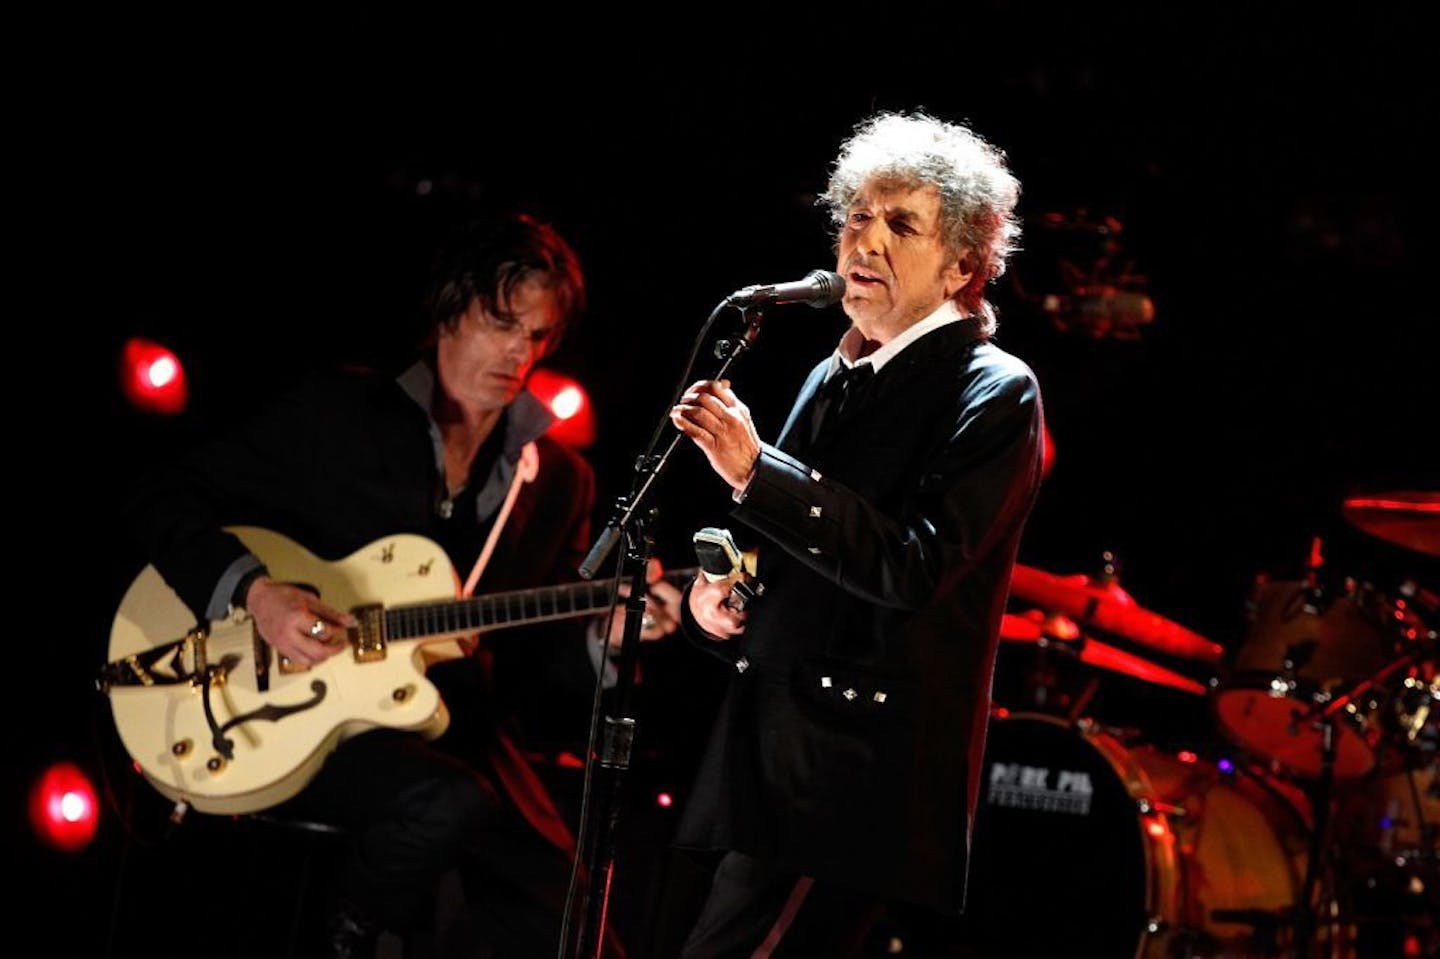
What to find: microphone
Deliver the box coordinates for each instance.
[726,270,845,309]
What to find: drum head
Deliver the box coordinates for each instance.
[961,714,1151,957]
[1213,688,1377,779]
[1215,577,1394,779]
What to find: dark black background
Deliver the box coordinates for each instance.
[12,7,1438,954]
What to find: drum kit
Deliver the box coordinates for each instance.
[964,491,1439,958]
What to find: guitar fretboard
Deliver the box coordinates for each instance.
[383,570,693,640]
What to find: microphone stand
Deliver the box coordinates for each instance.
[561,302,764,959]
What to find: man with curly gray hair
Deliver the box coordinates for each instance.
[821,111,1022,337]
[669,111,1045,955]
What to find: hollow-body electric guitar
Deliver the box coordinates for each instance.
[99,526,689,815]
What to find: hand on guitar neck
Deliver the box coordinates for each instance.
[598,557,686,652]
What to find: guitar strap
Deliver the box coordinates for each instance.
[459,440,580,856]
[461,440,539,598]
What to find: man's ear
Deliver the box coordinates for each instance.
[942,256,975,301]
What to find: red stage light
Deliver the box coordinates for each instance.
[656,792,674,808]
[527,368,595,448]
[28,761,100,853]
[120,337,188,415]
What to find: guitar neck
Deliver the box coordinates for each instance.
[384,568,695,641]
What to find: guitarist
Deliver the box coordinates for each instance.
[123,213,681,958]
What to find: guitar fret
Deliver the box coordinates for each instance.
[376,569,694,641]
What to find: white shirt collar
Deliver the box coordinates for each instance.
[826,299,967,380]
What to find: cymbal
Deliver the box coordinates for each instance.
[1342,490,1440,557]
[1009,564,1224,664]
[1000,610,1209,695]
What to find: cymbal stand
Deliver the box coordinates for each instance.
[1022,640,1060,711]
[1294,713,1336,959]
[1064,674,1101,725]
[1288,650,1419,958]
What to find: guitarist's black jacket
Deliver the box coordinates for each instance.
[124,359,598,851]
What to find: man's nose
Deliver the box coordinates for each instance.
[496,329,534,365]
[854,218,886,257]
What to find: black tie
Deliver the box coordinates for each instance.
[809,363,875,443]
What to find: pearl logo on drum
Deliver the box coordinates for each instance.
[987,761,1095,815]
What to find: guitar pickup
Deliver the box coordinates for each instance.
[351,604,386,662]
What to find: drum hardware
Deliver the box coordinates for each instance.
[1295,713,1341,959]
[1390,673,1437,750]
[1066,676,1102,724]
[1288,646,1430,958]
[1333,752,1440,959]
[1135,796,1187,818]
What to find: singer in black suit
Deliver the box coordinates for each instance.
[669,111,1045,956]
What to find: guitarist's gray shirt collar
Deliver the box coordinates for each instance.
[397,359,555,522]
[209,364,558,622]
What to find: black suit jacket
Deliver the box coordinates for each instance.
[674,318,1044,913]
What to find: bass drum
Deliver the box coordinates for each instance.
[961,713,1317,958]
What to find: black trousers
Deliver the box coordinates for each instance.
[678,851,881,958]
[284,727,576,957]
[678,851,980,959]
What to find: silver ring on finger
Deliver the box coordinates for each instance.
[308,619,326,638]
[642,613,657,631]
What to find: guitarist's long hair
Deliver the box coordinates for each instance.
[422,212,587,353]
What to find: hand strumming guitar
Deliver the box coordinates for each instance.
[242,576,358,668]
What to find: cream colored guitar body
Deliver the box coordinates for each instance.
[105,527,470,815]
